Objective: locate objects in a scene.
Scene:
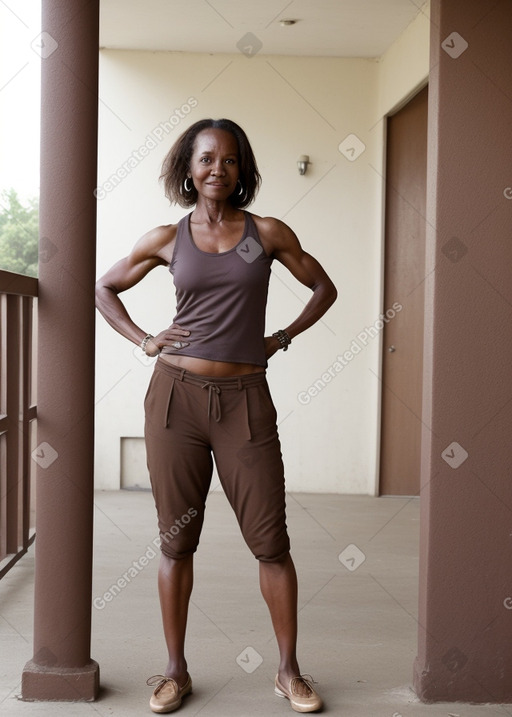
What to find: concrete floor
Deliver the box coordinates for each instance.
[0,490,509,716]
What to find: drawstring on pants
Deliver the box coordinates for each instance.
[201,382,222,422]
[156,360,260,438]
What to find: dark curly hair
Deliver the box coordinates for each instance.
[160,118,261,209]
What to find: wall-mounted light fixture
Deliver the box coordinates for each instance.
[297,155,310,175]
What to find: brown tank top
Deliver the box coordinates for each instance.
[161,211,273,367]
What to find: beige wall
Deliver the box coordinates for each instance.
[377,1,431,118]
[94,5,430,492]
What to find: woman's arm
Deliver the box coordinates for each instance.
[256,217,338,357]
[95,224,190,356]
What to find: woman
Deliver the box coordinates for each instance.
[95,118,337,714]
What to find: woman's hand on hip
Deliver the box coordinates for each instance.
[146,324,191,356]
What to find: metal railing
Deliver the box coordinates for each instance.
[0,269,37,579]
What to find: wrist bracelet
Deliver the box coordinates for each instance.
[140,334,154,354]
[272,329,292,351]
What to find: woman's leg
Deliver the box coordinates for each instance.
[259,554,301,680]
[209,377,315,698]
[144,365,214,685]
[158,552,194,685]
[260,554,314,699]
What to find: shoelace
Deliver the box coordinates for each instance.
[146,675,178,689]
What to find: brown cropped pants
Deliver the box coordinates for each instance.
[144,359,290,562]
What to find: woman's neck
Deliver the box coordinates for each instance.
[192,198,241,225]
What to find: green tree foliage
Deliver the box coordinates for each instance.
[0,189,39,277]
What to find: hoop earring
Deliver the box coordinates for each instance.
[184,177,192,192]
[236,180,244,197]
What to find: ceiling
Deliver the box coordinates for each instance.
[100,0,426,58]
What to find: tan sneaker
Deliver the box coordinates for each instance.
[146,674,192,713]
[275,674,323,713]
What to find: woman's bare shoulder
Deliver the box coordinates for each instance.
[132,222,179,264]
[141,222,178,250]
[249,213,297,252]
[250,213,282,231]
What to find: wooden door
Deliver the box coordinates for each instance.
[379,85,428,496]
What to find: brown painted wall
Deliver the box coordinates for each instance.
[414,0,512,703]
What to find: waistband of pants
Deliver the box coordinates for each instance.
[154,357,268,390]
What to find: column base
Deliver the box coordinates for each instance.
[413,655,512,704]
[21,659,100,701]
[413,656,438,703]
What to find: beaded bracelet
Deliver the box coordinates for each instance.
[140,334,154,354]
[272,329,292,351]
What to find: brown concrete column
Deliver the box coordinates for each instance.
[414,0,512,703]
[22,0,100,701]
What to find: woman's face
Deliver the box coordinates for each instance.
[188,128,240,203]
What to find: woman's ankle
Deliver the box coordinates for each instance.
[164,659,189,683]
[278,660,301,683]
